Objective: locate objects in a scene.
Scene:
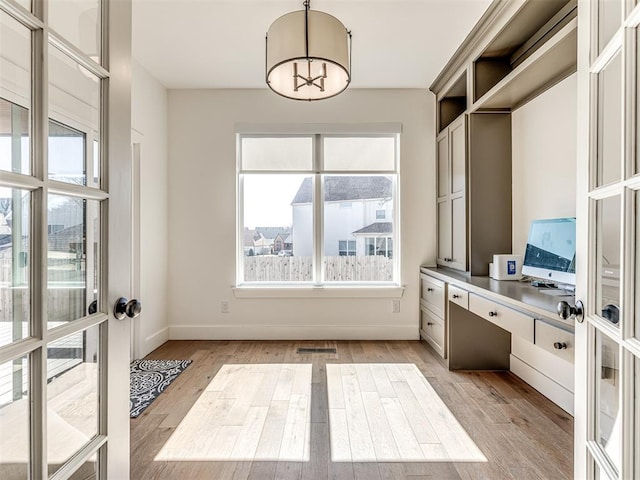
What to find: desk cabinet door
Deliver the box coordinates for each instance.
[421,307,445,359]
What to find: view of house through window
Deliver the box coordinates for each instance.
[239,133,398,284]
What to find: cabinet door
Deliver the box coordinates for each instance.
[437,132,449,199]
[436,115,467,271]
[449,117,466,196]
[450,194,467,270]
[437,199,452,266]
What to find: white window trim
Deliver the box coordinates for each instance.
[236,129,401,290]
[232,285,405,299]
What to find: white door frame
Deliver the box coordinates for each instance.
[105,0,134,477]
[131,134,142,361]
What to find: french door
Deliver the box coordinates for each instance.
[0,0,132,478]
[575,0,640,478]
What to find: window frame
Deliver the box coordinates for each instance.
[338,239,356,256]
[236,130,400,288]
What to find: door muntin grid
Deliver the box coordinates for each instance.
[585,2,640,479]
[0,0,110,477]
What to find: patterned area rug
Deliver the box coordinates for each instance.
[130,359,192,418]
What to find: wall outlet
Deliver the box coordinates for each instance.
[392,300,400,313]
[221,301,229,313]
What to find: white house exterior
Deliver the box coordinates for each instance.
[291,176,393,257]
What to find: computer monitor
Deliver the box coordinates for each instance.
[522,217,576,286]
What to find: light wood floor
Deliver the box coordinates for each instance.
[131,340,573,480]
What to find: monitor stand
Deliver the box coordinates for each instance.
[539,288,574,297]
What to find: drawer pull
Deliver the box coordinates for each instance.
[427,322,434,326]
[488,311,497,317]
[452,294,460,299]
[427,287,434,292]
[553,342,568,350]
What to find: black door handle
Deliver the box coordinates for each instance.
[114,297,142,320]
[88,300,98,315]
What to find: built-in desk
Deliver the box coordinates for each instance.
[419,266,575,414]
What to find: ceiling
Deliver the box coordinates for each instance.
[132,0,492,90]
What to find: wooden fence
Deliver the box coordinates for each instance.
[243,255,392,282]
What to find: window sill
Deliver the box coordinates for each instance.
[232,285,405,299]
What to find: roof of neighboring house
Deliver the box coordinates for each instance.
[352,222,393,235]
[254,226,291,240]
[48,224,84,252]
[291,176,392,204]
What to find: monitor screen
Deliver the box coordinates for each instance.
[522,217,576,286]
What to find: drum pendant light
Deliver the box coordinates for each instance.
[266,0,352,101]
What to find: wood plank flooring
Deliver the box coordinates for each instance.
[155,364,312,462]
[131,341,573,480]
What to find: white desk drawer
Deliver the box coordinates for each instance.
[421,307,445,358]
[469,293,534,342]
[448,285,469,309]
[535,320,574,364]
[420,274,446,318]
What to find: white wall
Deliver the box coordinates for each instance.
[131,61,169,356]
[167,89,434,340]
[512,74,577,257]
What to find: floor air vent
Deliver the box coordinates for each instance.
[296,347,337,354]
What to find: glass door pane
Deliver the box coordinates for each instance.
[596,53,622,187]
[0,355,29,479]
[68,459,97,479]
[595,331,621,472]
[14,0,31,12]
[598,0,622,54]
[0,11,31,176]
[0,188,30,347]
[48,44,101,187]
[47,196,101,328]
[47,325,100,476]
[48,0,101,64]
[596,195,621,328]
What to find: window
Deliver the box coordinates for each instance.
[365,237,393,258]
[338,240,356,256]
[238,132,399,285]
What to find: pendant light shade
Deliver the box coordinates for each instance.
[266,1,351,101]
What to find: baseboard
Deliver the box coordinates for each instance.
[510,354,574,415]
[168,324,419,341]
[142,327,169,357]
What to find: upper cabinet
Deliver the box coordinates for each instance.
[436,112,512,275]
[432,0,577,133]
[437,115,467,271]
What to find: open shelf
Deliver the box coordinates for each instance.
[438,72,467,132]
[471,17,577,111]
